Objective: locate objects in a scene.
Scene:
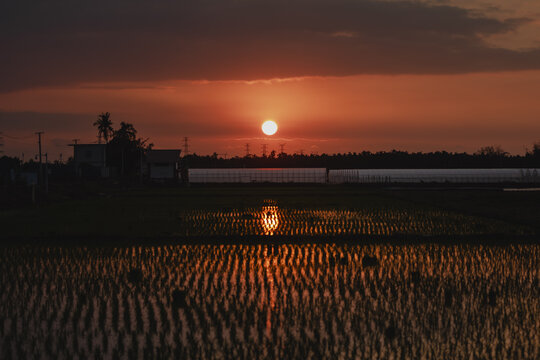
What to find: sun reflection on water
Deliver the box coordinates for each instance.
[260,202,280,338]
[261,203,279,235]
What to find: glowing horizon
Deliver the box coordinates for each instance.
[1,1,540,160]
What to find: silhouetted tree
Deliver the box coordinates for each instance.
[475,145,508,157]
[107,122,152,176]
[183,143,540,169]
[93,112,114,144]
[529,142,540,157]
[114,122,137,143]
[525,141,540,167]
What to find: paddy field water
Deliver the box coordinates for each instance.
[0,244,538,359]
[0,186,538,358]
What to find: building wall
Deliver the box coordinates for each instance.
[73,145,106,167]
[150,164,175,179]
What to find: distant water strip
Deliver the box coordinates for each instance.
[503,188,540,192]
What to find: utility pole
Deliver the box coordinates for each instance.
[68,139,80,177]
[121,148,125,176]
[279,143,285,155]
[36,132,44,186]
[245,143,250,157]
[44,153,49,194]
[139,148,144,184]
[183,137,189,156]
[261,144,268,157]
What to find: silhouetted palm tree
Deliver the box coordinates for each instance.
[93,112,113,144]
[114,122,137,142]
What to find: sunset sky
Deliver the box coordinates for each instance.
[1,0,540,160]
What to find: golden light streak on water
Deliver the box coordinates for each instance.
[261,204,279,235]
[264,256,276,338]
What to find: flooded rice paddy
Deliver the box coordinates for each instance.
[0,244,538,359]
[178,202,531,237]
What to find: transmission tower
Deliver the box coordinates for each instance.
[261,144,268,157]
[279,143,286,154]
[183,137,189,156]
[245,143,250,157]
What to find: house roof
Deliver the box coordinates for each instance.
[146,149,181,163]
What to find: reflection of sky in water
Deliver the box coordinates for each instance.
[179,202,528,236]
[1,244,536,358]
[261,204,279,235]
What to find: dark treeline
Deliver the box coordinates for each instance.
[2,144,540,182]
[185,144,540,169]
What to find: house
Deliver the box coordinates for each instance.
[146,149,181,180]
[20,172,38,185]
[72,144,109,177]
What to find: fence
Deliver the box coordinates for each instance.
[187,168,540,184]
[328,168,540,184]
[188,168,327,183]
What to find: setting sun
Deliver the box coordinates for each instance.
[262,120,278,136]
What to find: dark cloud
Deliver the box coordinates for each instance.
[0,108,251,138]
[1,0,539,91]
[0,111,94,132]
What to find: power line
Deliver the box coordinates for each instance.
[1,132,36,148]
[2,133,35,140]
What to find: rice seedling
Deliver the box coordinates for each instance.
[177,204,530,237]
[0,244,537,359]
